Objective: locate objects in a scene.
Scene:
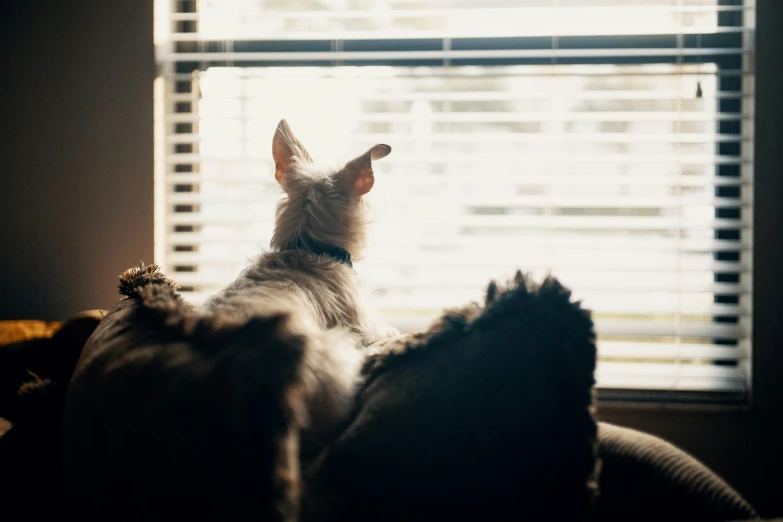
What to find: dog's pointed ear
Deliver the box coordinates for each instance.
[340,144,391,197]
[272,119,313,184]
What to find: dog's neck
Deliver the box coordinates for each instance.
[270,176,369,261]
[285,235,353,268]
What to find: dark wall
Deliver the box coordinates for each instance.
[0,0,781,516]
[0,0,154,319]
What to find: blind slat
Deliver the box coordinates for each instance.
[598,341,747,361]
[163,48,744,63]
[596,362,748,392]
[168,251,747,274]
[167,154,750,166]
[185,2,751,41]
[166,213,747,231]
[180,5,750,21]
[169,92,750,103]
[171,133,744,144]
[167,232,748,253]
[166,173,750,187]
[167,192,748,208]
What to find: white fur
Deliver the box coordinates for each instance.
[202,120,398,446]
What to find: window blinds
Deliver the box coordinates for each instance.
[155,0,754,402]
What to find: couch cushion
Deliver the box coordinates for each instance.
[0,320,60,345]
[0,417,10,437]
[0,309,105,422]
[0,310,106,521]
[307,274,599,522]
[62,273,306,522]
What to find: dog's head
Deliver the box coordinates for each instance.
[269,119,391,259]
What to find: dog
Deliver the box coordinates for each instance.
[204,119,398,450]
[61,120,397,521]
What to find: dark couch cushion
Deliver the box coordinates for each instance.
[306,274,599,522]
[62,270,307,522]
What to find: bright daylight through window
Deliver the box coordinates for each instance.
[154,0,754,403]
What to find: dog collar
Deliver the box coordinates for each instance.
[286,235,353,269]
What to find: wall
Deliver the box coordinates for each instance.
[0,0,781,515]
[0,0,154,319]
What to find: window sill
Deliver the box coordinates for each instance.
[596,388,751,412]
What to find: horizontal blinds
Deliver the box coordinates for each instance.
[186,1,749,39]
[155,0,753,401]
[159,37,750,67]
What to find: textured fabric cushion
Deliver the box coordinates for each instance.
[0,309,106,521]
[62,270,306,522]
[306,274,599,522]
[0,310,106,422]
[594,422,757,521]
[0,320,60,420]
[0,416,10,437]
[0,319,61,345]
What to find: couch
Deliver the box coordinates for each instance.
[0,305,761,521]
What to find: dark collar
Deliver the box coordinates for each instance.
[285,235,353,268]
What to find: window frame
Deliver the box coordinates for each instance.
[154,0,753,406]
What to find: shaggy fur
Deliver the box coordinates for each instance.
[305,273,599,522]
[204,120,397,448]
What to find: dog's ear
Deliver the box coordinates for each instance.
[272,119,313,184]
[340,144,391,197]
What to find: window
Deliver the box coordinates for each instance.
[154,0,754,403]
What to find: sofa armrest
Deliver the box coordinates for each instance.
[0,309,106,422]
[595,422,757,522]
